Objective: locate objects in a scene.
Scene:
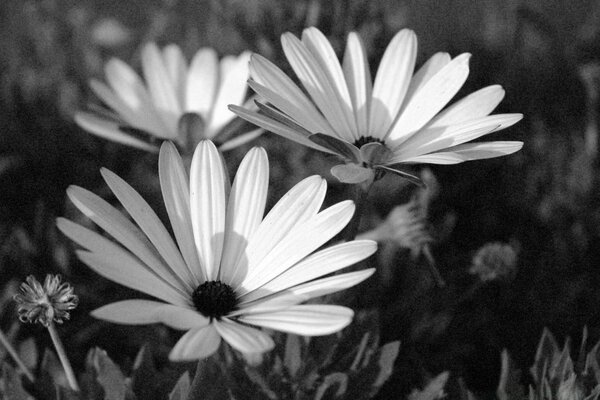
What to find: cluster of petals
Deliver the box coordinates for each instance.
[230,27,523,183]
[57,140,376,360]
[76,43,262,153]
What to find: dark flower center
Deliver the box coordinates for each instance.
[353,136,384,148]
[192,281,238,320]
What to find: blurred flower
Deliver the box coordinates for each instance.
[14,275,78,327]
[76,43,262,154]
[231,27,523,185]
[469,242,518,282]
[90,18,132,48]
[57,140,376,361]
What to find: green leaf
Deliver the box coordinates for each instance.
[0,362,33,400]
[88,348,128,400]
[283,334,302,379]
[330,163,374,184]
[408,371,449,400]
[372,341,400,389]
[130,345,157,400]
[531,328,560,383]
[186,357,233,400]
[168,372,190,400]
[496,349,525,400]
[314,372,348,400]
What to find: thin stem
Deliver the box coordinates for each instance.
[47,322,79,391]
[0,328,34,382]
[343,179,374,241]
[423,244,446,287]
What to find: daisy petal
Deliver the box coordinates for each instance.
[186,48,219,117]
[218,128,264,152]
[330,163,375,184]
[169,325,221,361]
[240,240,376,303]
[233,176,327,291]
[214,319,274,354]
[89,79,151,131]
[237,269,375,311]
[228,105,331,153]
[240,200,355,295]
[239,305,354,336]
[386,53,471,146]
[91,300,208,330]
[64,186,187,291]
[302,28,358,139]
[207,52,250,135]
[374,165,424,187]
[308,133,360,162]
[190,140,227,280]
[141,43,181,135]
[101,168,194,291]
[220,147,269,287]
[74,112,158,152]
[250,54,335,136]
[427,85,506,128]
[401,141,524,164]
[163,45,188,108]
[369,29,417,138]
[401,52,451,107]
[159,142,204,284]
[282,33,354,141]
[343,32,372,136]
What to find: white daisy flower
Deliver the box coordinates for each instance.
[230,27,523,185]
[76,43,263,154]
[57,140,376,360]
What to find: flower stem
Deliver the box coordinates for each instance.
[423,244,446,287]
[343,179,374,241]
[0,328,34,382]
[47,322,79,391]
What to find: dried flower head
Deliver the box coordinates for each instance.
[14,275,78,326]
[469,242,518,282]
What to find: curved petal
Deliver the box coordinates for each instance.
[241,240,376,303]
[101,168,194,292]
[239,305,354,336]
[302,28,358,139]
[159,142,204,284]
[343,32,372,136]
[250,54,335,136]
[169,325,221,361]
[386,53,471,146]
[214,319,274,354]
[400,141,524,164]
[74,112,158,152]
[240,200,355,295]
[186,47,219,116]
[58,218,190,306]
[190,140,227,280]
[162,44,188,108]
[91,300,208,330]
[401,52,451,108]
[369,29,417,138]
[220,147,269,287]
[218,128,264,152]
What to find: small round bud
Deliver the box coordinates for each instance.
[469,242,518,282]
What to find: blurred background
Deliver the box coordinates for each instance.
[1,0,600,398]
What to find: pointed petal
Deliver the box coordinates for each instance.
[240,200,355,295]
[308,133,360,162]
[239,305,354,336]
[228,105,332,153]
[59,219,189,305]
[240,240,376,303]
[218,128,264,152]
[64,186,188,292]
[233,175,327,290]
[391,113,523,160]
[185,47,219,117]
[169,325,221,361]
[302,27,358,139]
[214,319,274,354]
[343,32,372,136]
[74,112,158,152]
[250,54,335,136]
[91,300,208,330]
[190,140,227,280]
[369,29,417,138]
[220,147,269,287]
[237,269,375,312]
[386,53,471,146]
[162,44,188,108]
[427,85,506,128]
[141,42,181,136]
[101,168,194,291]
[401,52,451,107]
[281,33,354,141]
[401,141,524,164]
[375,165,424,186]
[159,142,205,284]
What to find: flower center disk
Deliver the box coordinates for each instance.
[353,135,384,148]
[192,280,238,319]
